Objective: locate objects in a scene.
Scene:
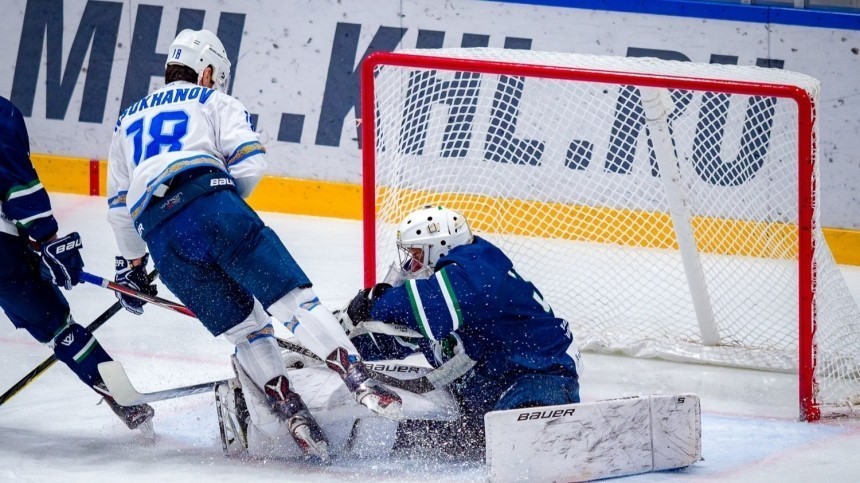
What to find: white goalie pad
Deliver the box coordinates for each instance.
[485,394,702,482]
[227,360,459,459]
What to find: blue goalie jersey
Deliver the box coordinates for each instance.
[369,236,581,381]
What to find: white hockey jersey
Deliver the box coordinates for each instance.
[107,81,266,259]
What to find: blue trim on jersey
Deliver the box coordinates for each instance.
[482,0,860,30]
[226,141,265,167]
[107,191,127,208]
[128,155,225,220]
[246,324,275,344]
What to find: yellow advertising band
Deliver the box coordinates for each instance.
[32,153,859,266]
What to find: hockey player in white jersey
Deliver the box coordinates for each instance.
[106,29,401,462]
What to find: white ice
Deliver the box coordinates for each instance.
[1,193,859,482]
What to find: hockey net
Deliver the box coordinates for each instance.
[360,48,860,421]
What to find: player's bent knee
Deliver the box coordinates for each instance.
[267,286,319,325]
[222,299,271,344]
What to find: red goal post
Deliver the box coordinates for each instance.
[360,48,860,421]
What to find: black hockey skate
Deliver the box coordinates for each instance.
[94,382,155,430]
[263,375,330,463]
[325,347,402,420]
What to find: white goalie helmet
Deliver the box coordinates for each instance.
[396,205,473,276]
[166,29,232,92]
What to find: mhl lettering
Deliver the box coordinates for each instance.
[9,1,785,187]
[11,0,243,122]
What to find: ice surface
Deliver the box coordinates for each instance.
[1,193,859,482]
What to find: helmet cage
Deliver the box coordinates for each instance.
[395,206,473,274]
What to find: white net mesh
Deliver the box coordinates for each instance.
[366,48,860,418]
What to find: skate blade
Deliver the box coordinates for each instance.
[292,424,331,464]
[137,419,156,444]
[307,446,331,465]
[361,395,403,421]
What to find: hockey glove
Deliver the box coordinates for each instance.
[40,232,84,290]
[335,306,366,339]
[346,283,392,324]
[115,254,157,315]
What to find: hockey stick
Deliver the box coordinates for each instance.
[275,337,439,394]
[79,271,195,318]
[97,337,441,406]
[98,357,436,408]
[83,280,446,398]
[98,361,232,406]
[79,276,420,342]
[0,269,160,408]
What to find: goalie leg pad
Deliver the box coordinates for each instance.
[231,357,330,462]
[325,347,403,420]
[484,394,702,482]
[215,379,249,456]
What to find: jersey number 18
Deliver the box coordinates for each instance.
[126,110,190,165]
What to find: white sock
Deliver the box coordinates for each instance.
[223,298,286,388]
[268,287,359,360]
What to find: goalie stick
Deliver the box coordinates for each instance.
[0,269,160,408]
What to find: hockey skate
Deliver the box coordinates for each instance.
[263,375,330,463]
[94,382,155,433]
[325,347,403,420]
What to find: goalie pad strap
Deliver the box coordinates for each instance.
[425,351,476,389]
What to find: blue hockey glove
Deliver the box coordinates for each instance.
[346,283,392,324]
[115,254,157,315]
[40,232,84,290]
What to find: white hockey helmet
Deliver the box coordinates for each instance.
[396,205,473,274]
[166,29,232,92]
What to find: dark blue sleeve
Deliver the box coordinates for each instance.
[0,97,58,242]
[370,262,483,341]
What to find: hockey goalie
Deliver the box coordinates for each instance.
[215,342,701,481]
[214,205,702,480]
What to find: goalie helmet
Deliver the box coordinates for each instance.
[166,29,232,92]
[396,206,473,275]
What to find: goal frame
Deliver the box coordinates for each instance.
[359,50,818,421]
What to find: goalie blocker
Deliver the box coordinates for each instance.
[485,394,702,482]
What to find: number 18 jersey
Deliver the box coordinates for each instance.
[107,80,265,259]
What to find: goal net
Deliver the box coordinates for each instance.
[360,48,860,421]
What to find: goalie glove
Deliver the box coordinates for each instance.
[346,283,392,324]
[336,283,393,338]
[334,308,366,339]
